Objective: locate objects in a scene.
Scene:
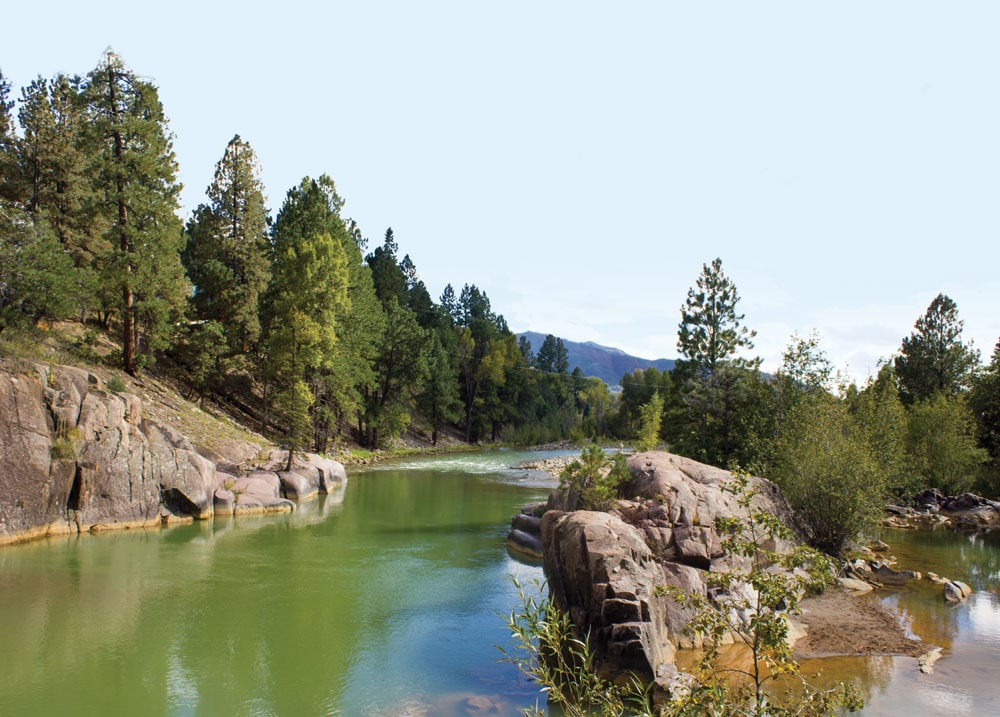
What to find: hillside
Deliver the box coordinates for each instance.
[517,332,675,387]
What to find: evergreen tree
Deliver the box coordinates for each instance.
[677,257,757,373]
[358,298,427,448]
[418,330,462,445]
[970,341,1000,493]
[0,70,15,199]
[536,334,569,374]
[676,258,762,467]
[895,293,979,404]
[366,227,407,307]
[14,75,101,264]
[263,177,352,454]
[183,134,271,356]
[0,208,79,331]
[82,51,188,373]
[325,222,382,448]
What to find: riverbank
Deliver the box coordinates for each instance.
[794,589,926,659]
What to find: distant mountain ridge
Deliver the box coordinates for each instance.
[517,331,676,387]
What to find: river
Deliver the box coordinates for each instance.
[0,451,998,715]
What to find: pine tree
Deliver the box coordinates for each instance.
[183,134,271,356]
[0,70,18,205]
[895,293,979,404]
[677,257,757,373]
[82,51,188,373]
[12,74,102,317]
[418,330,462,445]
[366,227,407,307]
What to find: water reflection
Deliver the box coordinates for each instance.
[0,460,551,716]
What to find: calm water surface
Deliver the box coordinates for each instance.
[0,449,561,716]
[800,527,1000,715]
[2,452,999,716]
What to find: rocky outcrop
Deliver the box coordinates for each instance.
[885,488,1000,531]
[0,363,347,545]
[524,451,803,682]
[542,509,677,679]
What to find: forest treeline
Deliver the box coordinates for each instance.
[2,53,999,537]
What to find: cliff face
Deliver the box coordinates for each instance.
[0,363,346,545]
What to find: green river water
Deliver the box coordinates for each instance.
[1,450,998,716]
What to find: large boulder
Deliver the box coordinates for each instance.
[529,452,812,683]
[262,450,348,497]
[542,509,676,680]
[615,452,798,570]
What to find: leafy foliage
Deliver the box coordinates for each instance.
[770,394,883,554]
[499,577,656,717]
[560,444,630,511]
[636,392,665,452]
[905,393,988,495]
[663,473,861,716]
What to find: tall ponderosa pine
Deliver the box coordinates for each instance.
[895,293,979,404]
[83,51,188,373]
[366,227,407,307]
[16,76,101,254]
[418,330,462,445]
[536,334,569,374]
[677,257,757,373]
[183,134,271,355]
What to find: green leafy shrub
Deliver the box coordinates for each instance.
[560,444,630,511]
[770,395,884,554]
[106,375,127,393]
[662,473,861,716]
[498,577,655,717]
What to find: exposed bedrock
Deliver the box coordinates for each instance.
[0,363,346,545]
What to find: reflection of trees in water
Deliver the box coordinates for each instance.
[885,588,958,651]
[792,654,895,706]
[878,527,1000,651]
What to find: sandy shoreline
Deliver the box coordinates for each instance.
[794,589,926,659]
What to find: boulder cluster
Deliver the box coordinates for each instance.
[884,488,1000,530]
[0,363,346,545]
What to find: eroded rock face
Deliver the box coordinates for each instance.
[542,509,676,679]
[616,452,798,570]
[0,364,347,545]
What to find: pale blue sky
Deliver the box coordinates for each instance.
[5,2,999,382]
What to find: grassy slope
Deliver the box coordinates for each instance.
[0,321,469,467]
